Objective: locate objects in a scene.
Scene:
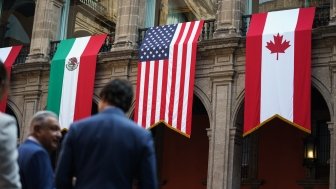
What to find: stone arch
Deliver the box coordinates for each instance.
[194,84,212,122]
[312,76,333,121]
[231,78,333,130]
[6,99,22,138]
[73,30,92,38]
[232,89,245,130]
[232,83,331,188]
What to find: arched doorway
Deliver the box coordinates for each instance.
[5,105,20,139]
[150,95,210,189]
[239,87,330,189]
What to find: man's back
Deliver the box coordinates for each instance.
[56,107,158,189]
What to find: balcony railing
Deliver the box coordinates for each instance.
[49,32,115,60]
[13,45,29,65]
[241,4,330,36]
[77,0,107,16]
[138,19,216,46]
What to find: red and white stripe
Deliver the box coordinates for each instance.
[0,46,22,112]
[135,21,204,137]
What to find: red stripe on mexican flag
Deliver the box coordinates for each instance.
[0,46,22,112]
[244,8,315,136]
[47,34,106,130]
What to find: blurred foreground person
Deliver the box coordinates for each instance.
[56,79,158,189]
[18,111,61,189]
[0,62,21,188]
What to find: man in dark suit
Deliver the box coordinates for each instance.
[55,79,158,189]
[18,111,62,189]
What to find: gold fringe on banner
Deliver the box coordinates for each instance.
[243,114,311,137]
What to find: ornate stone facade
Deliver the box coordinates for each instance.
[5,0,336,188]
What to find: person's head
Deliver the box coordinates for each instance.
[30,111,61,152]
[99,79,133,112]
[0,62,8,99]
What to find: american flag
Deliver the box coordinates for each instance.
[134,20,204,137]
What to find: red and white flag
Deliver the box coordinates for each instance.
[0,46,22,112]
[134,21,204,137]
[244,8,315,136]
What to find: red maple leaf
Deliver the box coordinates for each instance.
[265,33,291,60]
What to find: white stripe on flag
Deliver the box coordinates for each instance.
[172,22,191,128]
[155,60,164,122]
[165,24,182,123]
[146,60,155,127]
[59,37,90,129]
[137,62,146,126]
[181,21,200,133]
[0,47,12,62]
[260,9,299,123]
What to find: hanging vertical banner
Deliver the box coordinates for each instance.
[134,20,204,137]
[47,34,106,130]
[0,46,22,112]
[244,8,315,136]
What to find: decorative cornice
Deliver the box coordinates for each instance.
[198,37,241,51]
[99,49,138,62]
[12,62,49,74]
[312,25,336,40]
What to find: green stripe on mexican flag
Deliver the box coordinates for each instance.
[47,34,106,130]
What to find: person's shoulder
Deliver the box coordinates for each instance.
[127,121,152,137]
[70,113,101,129]
[0,113,16,124]
[19,140,44,153]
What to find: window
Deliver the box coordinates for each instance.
[0,0,35,46]
[145,0,216,26]
[64,0,115,38]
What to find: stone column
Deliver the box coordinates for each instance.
[328,122,335,189]
[330,0,336,24]
[22,92,42,140]
[329,44,336,189]
[206,127,213,189]
[207,50,235,189]
[113,0,145,50]
[26,0,64,63]
[214,0,243,38]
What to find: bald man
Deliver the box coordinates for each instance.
[18,111,61,189]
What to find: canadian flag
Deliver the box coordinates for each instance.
[244,8,315,136]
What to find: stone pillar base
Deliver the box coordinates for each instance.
[25,53,49,64]
[330,16,336,25]
[213,27,241,38]
[112,41,137,51]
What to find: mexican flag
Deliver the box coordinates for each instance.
[47,34,106,130]
[244,8,315,136]
[0,46,22,112]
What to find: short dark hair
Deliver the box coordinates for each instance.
[0,62,8,98]
[0,62,7,85]
[99,79,133,112]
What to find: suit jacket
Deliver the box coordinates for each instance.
[55,107,158,189]
[18,139,54,189]
[0,112,21,189]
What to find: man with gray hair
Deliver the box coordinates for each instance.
[18,111,61,189]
